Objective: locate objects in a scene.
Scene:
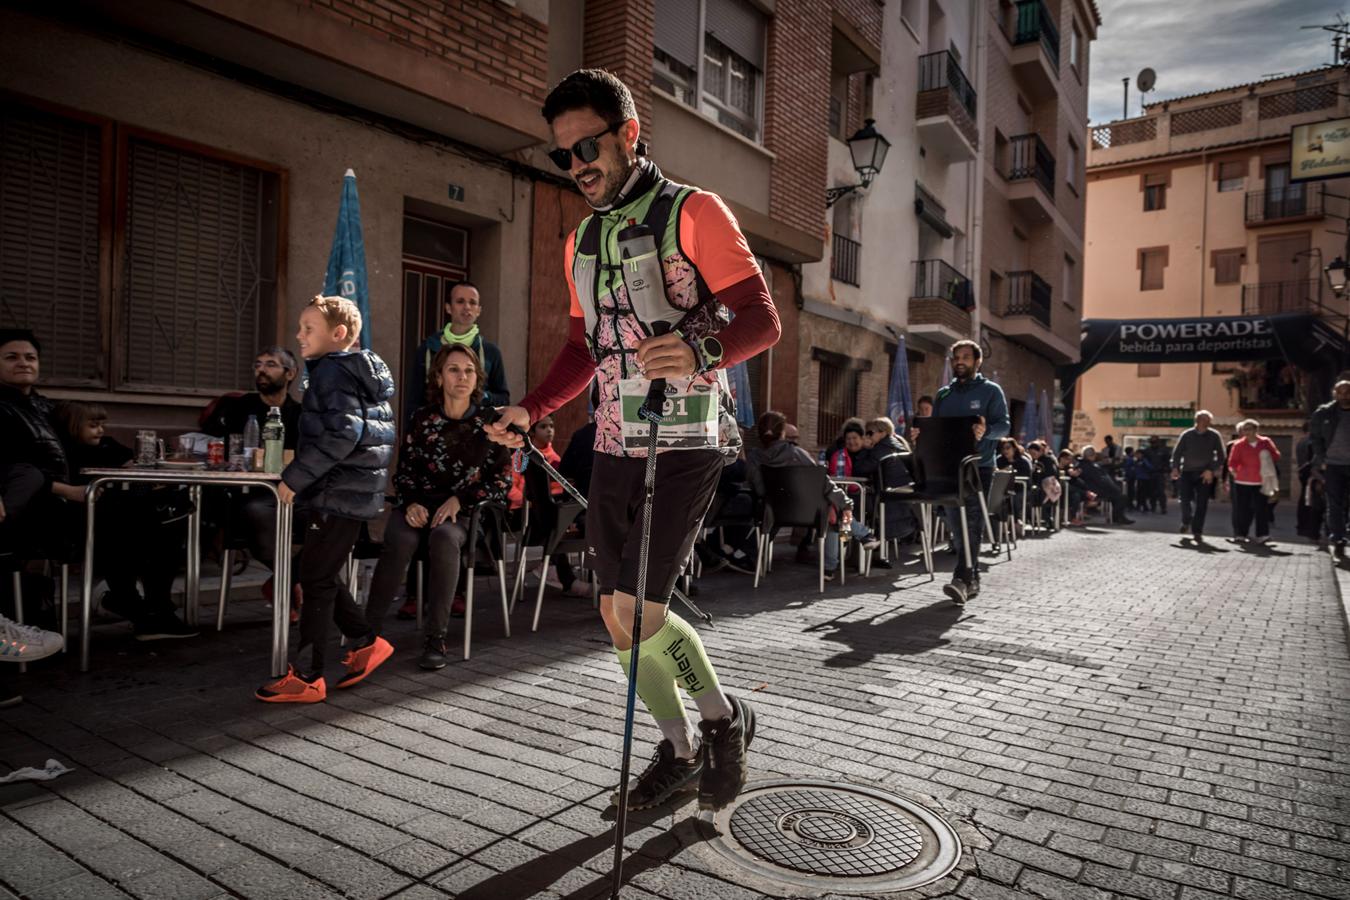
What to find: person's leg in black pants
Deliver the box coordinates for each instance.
[1253,490,1273,539]
[1324,464,1350,549]
[1190,474,1212,538]
[294,513,371,678]
[1232,484,1257,539]
[1178,472,1196,532]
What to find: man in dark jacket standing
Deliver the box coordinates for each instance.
[405,281,509,425]
[928,340,1009,605]
[1170,409,1225,542]
[257,296,397,703]
[1310,379,1350,557]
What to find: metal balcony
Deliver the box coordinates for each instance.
[1010,0,1060,102]
[831,233,861,287]
[1005,133,1056,223]
[1241,280,1318,314]
[1244,184,1324,226]
[916,51,978,160]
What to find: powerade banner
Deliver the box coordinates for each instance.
[1078,314,1341,365]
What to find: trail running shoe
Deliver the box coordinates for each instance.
[699,695,756,811]
[610,739,703,810]
[256,666,326,703]
[0,615,63,662]
[336,636,393,688]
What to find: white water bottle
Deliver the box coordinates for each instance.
[617,220,680,334]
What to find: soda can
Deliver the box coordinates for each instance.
[207,439,225,466]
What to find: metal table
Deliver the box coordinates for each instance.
[79,468,293,676]
[1059,474,1071,528]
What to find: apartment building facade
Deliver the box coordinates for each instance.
[1079,66,1350,471]
[797,0,1098,449]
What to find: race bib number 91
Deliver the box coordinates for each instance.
[618,377,719,451]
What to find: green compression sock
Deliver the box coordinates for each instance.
[648,614,734,720]
[616,642,685,721]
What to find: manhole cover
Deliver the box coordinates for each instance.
[698,780,961,895]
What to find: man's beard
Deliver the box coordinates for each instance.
[256,374,285,395]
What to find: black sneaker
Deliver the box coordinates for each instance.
[418,634,448,670]
[698,695,756,811]
[943,575,968,606]
[610,739,702,810]
[133,615,199,642]
[1335,542,1347,560]
[823,567,838,582]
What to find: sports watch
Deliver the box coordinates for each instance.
[692,335,724,374]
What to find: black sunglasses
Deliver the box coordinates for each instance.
[548,122,624,171]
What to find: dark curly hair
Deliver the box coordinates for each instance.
[542,68,638,125]
[426,343,485,408]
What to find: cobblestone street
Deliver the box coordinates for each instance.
[2,520,1348,899]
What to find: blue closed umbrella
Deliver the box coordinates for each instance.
[1020,383,1037,445]
[1040,389,1054,447]
[887,334,913,431]
[323,169,373,350]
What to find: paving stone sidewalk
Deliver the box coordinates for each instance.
[2,523,1348,900]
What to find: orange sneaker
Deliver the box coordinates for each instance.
[335,636,394,689]
[255,666,326,703]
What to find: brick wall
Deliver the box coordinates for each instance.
[306,0,549,101]
[795,311,887,451]
[764,0,831,242]
[832,0,884,48]
[910,298,972,336]
[583,0,655,129]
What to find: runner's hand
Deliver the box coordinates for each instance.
[431,496,461,527]
[636,332,695,380]
[1171,468,1181,481]
[484,406,530,448]
[405,503,429,527]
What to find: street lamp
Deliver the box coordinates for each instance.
[1326,255,1349,295]
[826,118,891,207]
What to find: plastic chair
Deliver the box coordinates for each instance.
[514,461,592,632]
[699,483,764,587]
[757,466,833,593]
[904,433,987,579]
[985,469,1015,561]
[872,451,922,565]
[457,501,512,660]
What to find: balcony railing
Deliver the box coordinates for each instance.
[1013,0,1060,70]
[1006,133,1055,197]
[913,259,973,310]
[1241,280,1319,315]
[1244,183,1324,225]
[831,233,861,287]
[918,51,977,119]
[999,271,1053,326]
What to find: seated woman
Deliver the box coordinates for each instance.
[56,401,197,640]
[748,410,875,580]
[1057,448,1087,526]
[1025,441,1060,531]
[364,344,511,670]
[995,437,1033,524]
[862,417,916,557]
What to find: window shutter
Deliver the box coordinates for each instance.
[706,0,767,70]
[1216,160,1244,182]
[122,138,272,392]
[655,0,700,70]
[1140,249,1166,290]
[1211,248,1244,284]
[0,105,103,384]
[1144,173,1167,187]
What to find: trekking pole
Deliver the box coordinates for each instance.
[481,410,713,627]
[608,348,670,898]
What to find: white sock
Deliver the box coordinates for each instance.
[693,688,734,723]
[656,716,698,760]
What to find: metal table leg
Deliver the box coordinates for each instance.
[185,484,202,626]
[270,495,294,678]
[80,482,99,672]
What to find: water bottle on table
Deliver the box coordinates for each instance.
[262,407,285,474]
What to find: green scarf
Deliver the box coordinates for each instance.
[437,323,487,372]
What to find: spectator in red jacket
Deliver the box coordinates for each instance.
[1227,418,1280,544]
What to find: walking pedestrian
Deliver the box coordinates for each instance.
[1310,380,1350,557]
[486,69,780,812]
[1227,418,1280,545]
[1171,410,1225,542]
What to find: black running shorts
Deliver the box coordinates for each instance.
[587,448,724,602]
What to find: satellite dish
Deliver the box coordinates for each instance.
[1137,68,1157,93]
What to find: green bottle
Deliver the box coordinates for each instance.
[262,406,285,475]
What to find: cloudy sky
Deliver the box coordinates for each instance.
[1088,0,1346,124]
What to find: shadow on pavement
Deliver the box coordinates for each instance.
[453,810,708,900]
[806,599,966,668]
[1171,539,1231,554]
